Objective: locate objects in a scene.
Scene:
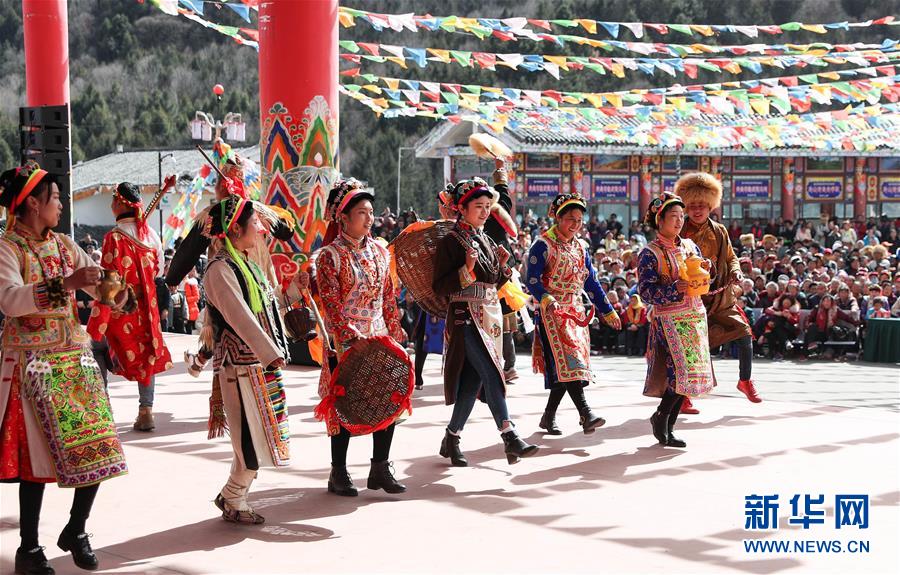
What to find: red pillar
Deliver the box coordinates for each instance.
[710,157,723,220]
[638,157,652,218]
[23,0,69,106]
[782,157,796,222]
[23,0,72,235]
[853,157,867,219]
[259,0,339,279]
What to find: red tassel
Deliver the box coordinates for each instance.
[207,398,228,439]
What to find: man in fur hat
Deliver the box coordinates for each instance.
[678,172,761,412]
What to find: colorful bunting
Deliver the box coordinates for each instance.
[338,40,900,79]
[339,7,898,45]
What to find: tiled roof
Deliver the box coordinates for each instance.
[72,145,260,192]
[416,114,900,157]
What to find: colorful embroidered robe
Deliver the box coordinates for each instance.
[0,226,127,487]
[527,226,616,387]
[87,220,172,385]
[637,237,716,398]
[315,233,406,436]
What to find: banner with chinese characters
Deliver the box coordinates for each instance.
[733,177,772,200]
[662,175,678,193]
[525,175,561,198]
[592,176,629,200]
[805,177,844,200]
[880,176,900,200]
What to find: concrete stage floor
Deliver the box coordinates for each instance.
[2,333,898,574]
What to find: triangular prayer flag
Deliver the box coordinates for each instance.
[450,50,472,67]
[473,52,497,70]
[576,19,597,34]
[385,56,407,69]
[358,42,380,56]
[426,49,451,63]
[800,24,827,34]
[339,40,360,53]
[599,22,619,38]
[338,10,355,28]
[405,48,427,68]
[179,0,204,15]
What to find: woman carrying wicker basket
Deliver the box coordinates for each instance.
[314,179,411,497]
[410,186,455,390]
[432,178,539,466]
[528,192,621,437]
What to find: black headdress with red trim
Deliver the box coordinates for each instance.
[323,178,375,245]
[548,192,587,219]
[644,192,685,231]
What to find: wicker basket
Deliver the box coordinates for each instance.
[391,220,454,318]
[329,336,413,436]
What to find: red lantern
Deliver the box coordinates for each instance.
[213,84,224,97]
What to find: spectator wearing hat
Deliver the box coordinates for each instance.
[840,221,858,245]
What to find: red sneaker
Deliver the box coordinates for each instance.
[737,379,762,403]
[680,396,700,414]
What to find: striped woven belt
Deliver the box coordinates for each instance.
[450,282,497,303]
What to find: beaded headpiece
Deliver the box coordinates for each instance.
[646,192,685,229]
[8,160,49,213]
[327,178,372,222]
[549,192,587,219]
[451,177,497,208]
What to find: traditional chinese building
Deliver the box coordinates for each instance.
[70,146,258,227]
[415,122,900,225]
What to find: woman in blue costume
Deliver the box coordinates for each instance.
[527,192,621,435]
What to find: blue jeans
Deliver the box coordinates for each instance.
[448,324,510,433]
[138,376,155,408]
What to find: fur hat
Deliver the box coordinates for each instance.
[739,233,756,248]
[673,172,722,210]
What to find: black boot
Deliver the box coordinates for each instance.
[651,392,679,445]
[540,387,565,435]
[538,409,562,435]
[501,429,539,464]
[566,382,605,434]
[57,528,99,571]
[666,396,687,448]
[327,465,358,497]
[367,460,407,493]
[14,547,54,575]
[439,429,468,466]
